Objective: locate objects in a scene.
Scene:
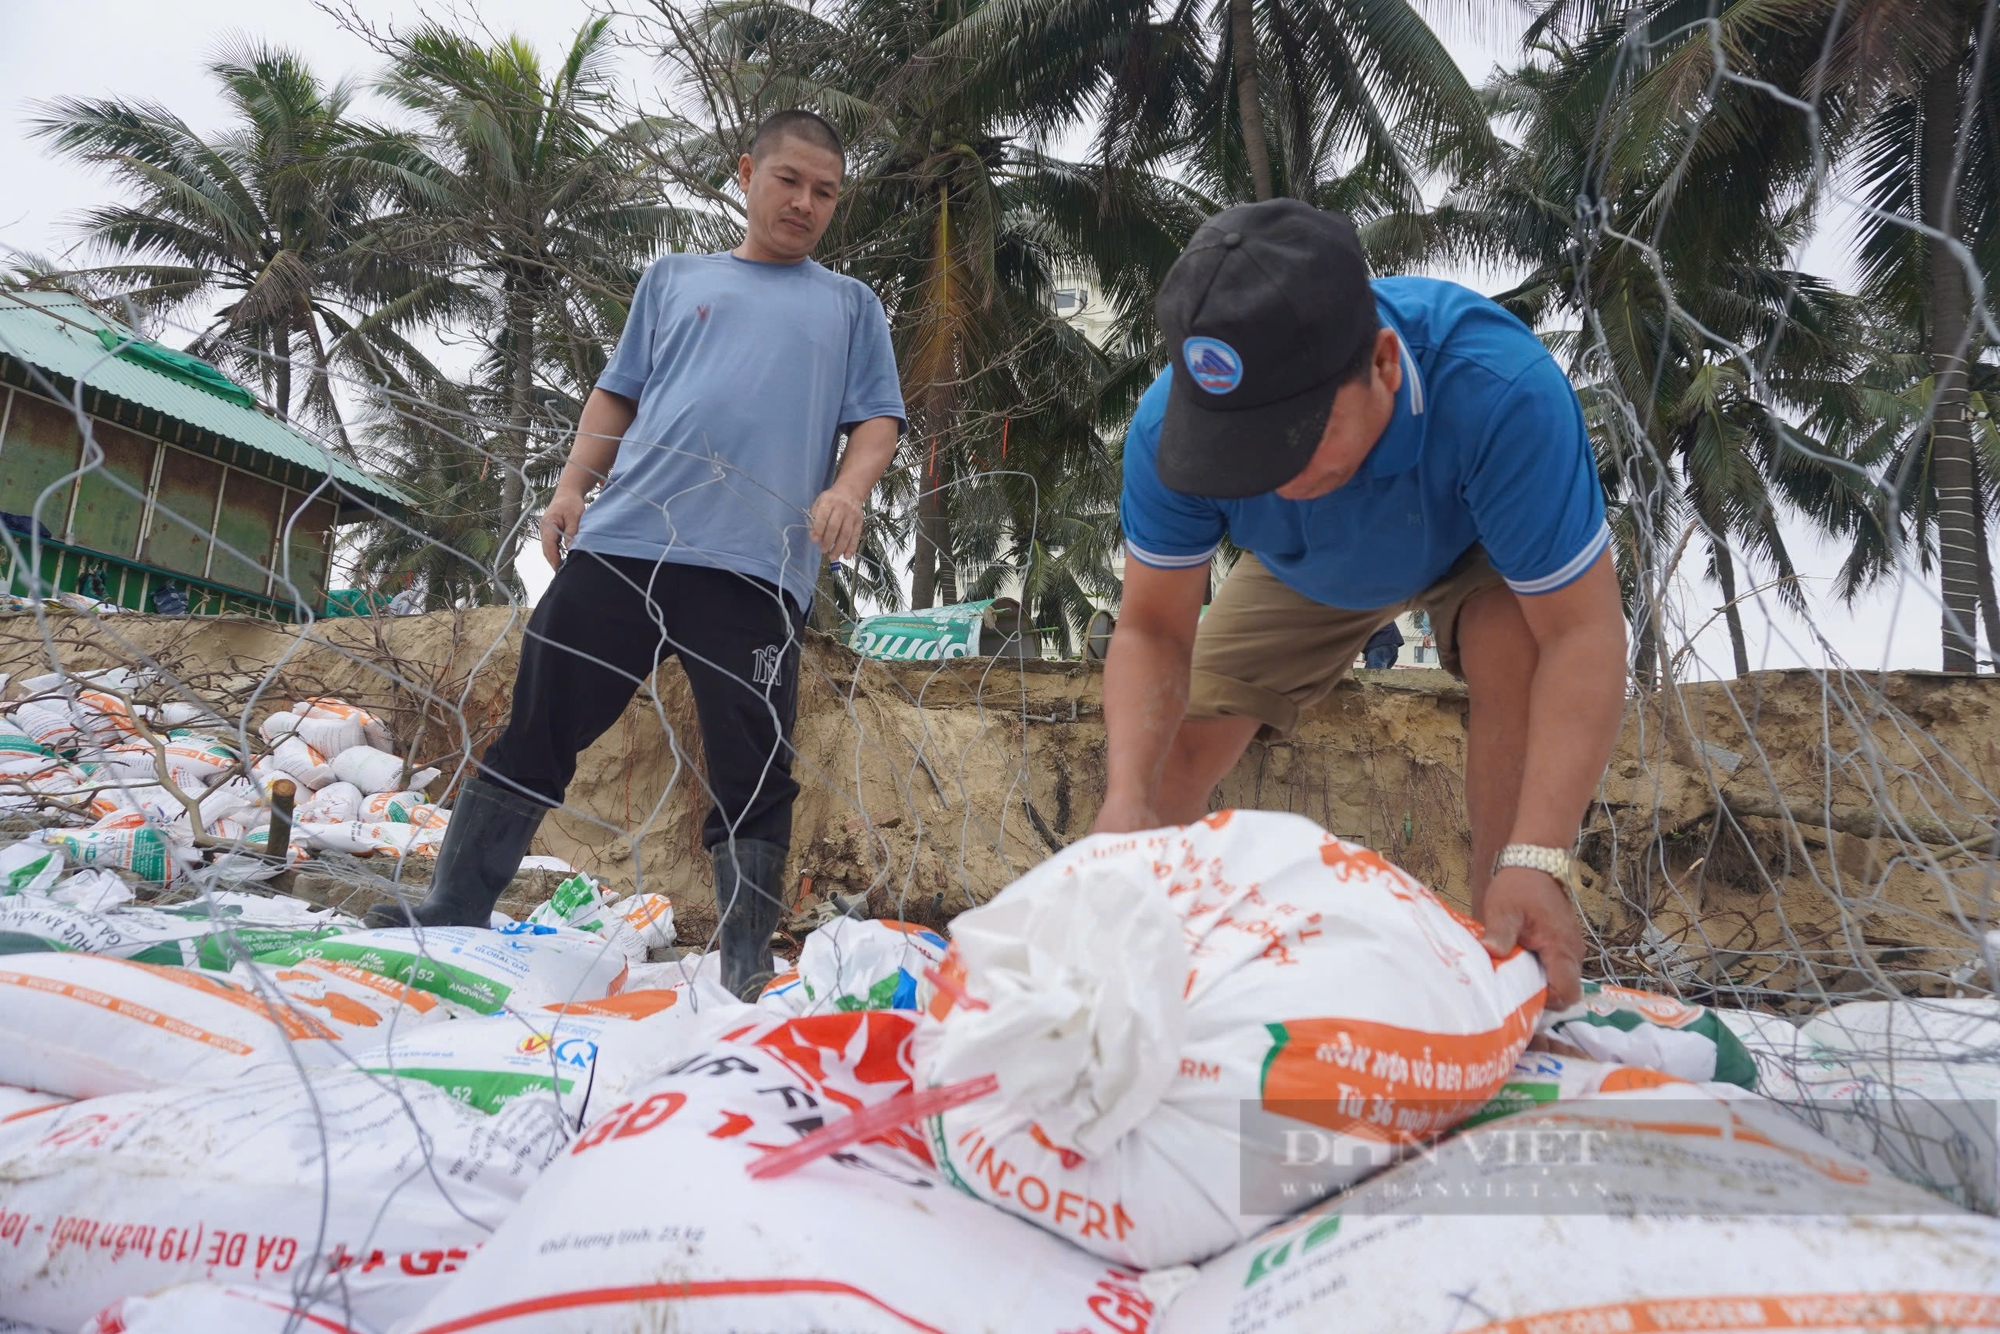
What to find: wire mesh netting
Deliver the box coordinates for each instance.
[0,0,1996,1328]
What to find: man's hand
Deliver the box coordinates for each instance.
[809,486,867,562]
[1479,865,1584,1008]
[1090,791,1163,836]
[541,489,585,569]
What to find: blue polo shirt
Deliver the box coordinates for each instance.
[1120,276,1608,609]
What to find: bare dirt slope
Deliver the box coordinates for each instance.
[2,606,1992,1003]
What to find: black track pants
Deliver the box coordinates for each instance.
[477,551,806,851]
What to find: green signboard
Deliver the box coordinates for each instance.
[848,599,1020,661]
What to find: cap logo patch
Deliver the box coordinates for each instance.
[1183,337,1244,394]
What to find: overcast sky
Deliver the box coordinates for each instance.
[0,0,1968,675]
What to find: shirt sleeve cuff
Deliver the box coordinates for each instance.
[596,372,647,401]
[1126,539,1218,571]
[1504,520,1611,596]
[838,404,907,428]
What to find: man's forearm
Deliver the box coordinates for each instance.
[1101,625,1193,810]
[557,389,636,497]
[831,417,900,500]
[1511,623,1626,848]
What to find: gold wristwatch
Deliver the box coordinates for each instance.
[1492,843,1574,886]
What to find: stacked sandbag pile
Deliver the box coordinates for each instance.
[2,808,1997,1333]
[0,670,472,877]
[0,861,714,1328]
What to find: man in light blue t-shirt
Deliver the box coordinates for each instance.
[371,111,905,1001]
[1098,200,1628,1006]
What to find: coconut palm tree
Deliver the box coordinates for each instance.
[28,41,437,440]
[360,18,686,593]
[1522,0,2000,669]
[921,0,1494,210]
[1425,29,1872,681]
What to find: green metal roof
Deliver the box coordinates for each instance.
[0,290,412,512]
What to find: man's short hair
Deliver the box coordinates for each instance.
[750,109,844,169]
[1334,305,1382,388]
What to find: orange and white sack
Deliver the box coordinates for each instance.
[361,789,445,824]
[399,1011,1157,1334]
[1156,1075,2000,1334]
[299,779,364,823]
[268,736,336,789]
[295,697,396,752]
[918,810,1546,1269]
[229,955,450,1043]
[256,710,302,744]
[331,745,439,796]
[0,953,349,1097]
[295,820,444,859]
[84,1283,380,1334]
[9,699,80,751]
[0,1068,565,1333]
[255,923,630,1016]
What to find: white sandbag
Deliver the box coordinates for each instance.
[45,869,131,911]
[203,889,352,927]
[299,779,364,823]
[331,745,438,796]
[297,820,431,858]
[256,922,630,1015]
[1537,981,1759,1088]
[72,742,155,783]
[268,735,336,789]
[290,712,365,758]
[0,895,342,967]
[231,955,449,1042]
[10,699,80,751]
[40,825,194,884]
[400,1011,1152,1334]
[256,710,301,743]
[759,917,949,1016]
[621,950,751,1009]
[360,787,433,822]
[1792,1059,2000,1214]
[158,732,239,781]
[350,988,709,1114]
[0,953,347,1096]
[1801,997,2000,1062]
[71,689,143,743]
[919,810,1546,1268]
[526,875,675,964]
[198,772,263,815]
[0,1084,69,1123]
[155,700,221,728]
[0,1068,566,1332]
[83,1283,380,1334]
[1460,1048,1740,1130]
[0,717,49,761]
[1158,1081,2000,1334]
[1715,1007,1810,1098]
[0,839,62,894]
[294,697,395,752]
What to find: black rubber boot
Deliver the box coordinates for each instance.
[712,837,788,1001]
[363,777,548,929]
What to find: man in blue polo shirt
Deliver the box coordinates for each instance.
[1095,200,1626,1006]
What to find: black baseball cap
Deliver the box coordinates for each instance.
[1155,200,1375,498]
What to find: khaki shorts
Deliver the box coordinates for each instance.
[1189,546,1508,738]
